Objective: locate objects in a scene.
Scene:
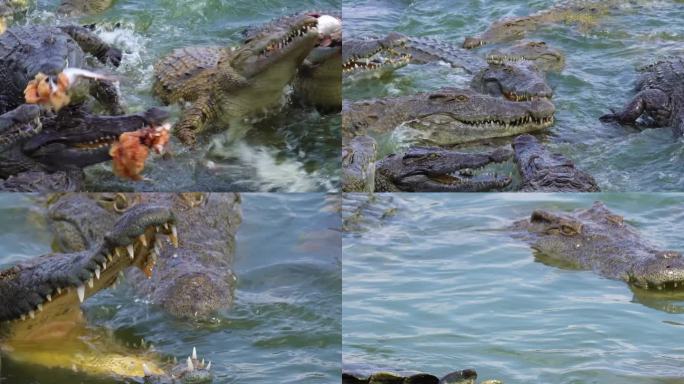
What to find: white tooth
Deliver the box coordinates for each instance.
[143,363,152,377]
[37,303,43,312]
[95,267,101,280]
[57,287,62,294]
[201,358,205,368]
[139,234,147,247]
[20,314,26,321]
[192,347,197,360]
[77,285,85,303]
[46,294,52,302]
[187,357,194,372]
[88,278,94,288]
[102,261,107,270]
[127,244,135,259]
[206,361,211,371]
[29,310,35,319]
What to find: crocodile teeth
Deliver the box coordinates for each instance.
[170,225,179,248]
[143,363,152,377]
[95,267,101,280]
[57,287,62,294]
[46,294,52,302]
[88,278,94,288]
[127,244,135,259]
[206,361,211,371]
[77,285,85,303]
[29,310,35,319]
[102,261,107,270]
[139,234,147,247]
[192,347,197,360]
[37,303,43,312]
[187,356,194,372]
[20,314,26,321]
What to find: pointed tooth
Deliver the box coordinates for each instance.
[95,267,101,280]
[37,303,43,312]
[46,294,52,302]
[77,285,85,303]
[29,310,35,319]
[187,356,194,372]
[170,225,179,247]
[143,363,152,377]
[192,347,197,360]
[87,278,94,288]
[201,358,205,368]
[206,361,211,371]
[127,244,135,259]
[139,234,148,247]
[102,261,107,270]
[57,287,62,294]
[20,314,26,321]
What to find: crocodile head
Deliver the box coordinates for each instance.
[375,146,513,192]
[21,107,169,172]
[487,41,565,72]
[471,63,553,101]
[342,135,377,193]
[232,13,320,79]
[48,193,240,321]
[342,34,411,77]
[511,202,684,290]
[402,88,555,145]
[0,104,42,152]
[463,16,540,49]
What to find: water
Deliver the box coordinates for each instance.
[343,193,684,383]
[0,193,341,383]
[343,0,684,192]
[17,0,340,192]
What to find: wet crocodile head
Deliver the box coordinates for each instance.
[48,193,240,321]
[487,41,565,72]
[21,107,169,172]
[511,202,684,290]
[232,13,320,80]
[0,203,178,377]
[375,146,513,192]
[342,34,412,78]
[471,63,553,102]
[342,135,377,193]
[0,104,42,153]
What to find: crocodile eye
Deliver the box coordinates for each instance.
[113,193,130,212]
[181,192,206,207]
[560,224,579,236]
[454,94,469,101]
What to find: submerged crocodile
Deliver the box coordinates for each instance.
[375,146,513,192]
[512,134,599,192]
[0,202,212,382]
[0,104,169,191]
[48,193,241,320]
[510,202,684,290]
[342,135,377,193]
[0,25,123,115]
[342,363,502,384]
[153,13,325,145]
[463,0,631,49]
[343,88,555,145]
[341,193,399,234]
[600,56,684,137]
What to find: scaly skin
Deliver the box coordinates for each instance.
[343,88,555,145]
[0,203,181,379]
[341,193,398,234]
[57,0,115,15]
[510,201,684,290]
[342,135,377,193]
[342,34,412,78]
[0,104,170,191]
[600,57,684,137]
[375,146,513,192]
[154,14,321,146]
[463,0,625,49]
[47,193,242,320]
[0,25,123,115]
[486,41,565,73]
[342,363,502,384]
[513,134,599,192]
[470,62,553,102]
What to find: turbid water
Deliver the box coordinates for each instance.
[17,0,340,192]
[0,193,341,383]
[343,0,684,192]
[343,193,684,383]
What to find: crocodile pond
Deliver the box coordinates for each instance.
[0,193,340,383]
[10,0,339,192]
[343,193,684,383]
[344,0,684,191]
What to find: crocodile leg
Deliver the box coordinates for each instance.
[173,95,216,146]
[600,88,670,126]
[57,25,122,67]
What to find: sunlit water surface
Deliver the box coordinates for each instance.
[343,0,684,191]
[0,193,341,383]
[343,193,684,383]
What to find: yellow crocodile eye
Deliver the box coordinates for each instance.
[181,192,206,207]
[560,225,578,236]
[455,94,469,101]
[113,193,130,213]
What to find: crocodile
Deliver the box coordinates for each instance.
[512,134,599,192]
[244,11,342,113]
[486,41,565,73]
[0,202,215,381]
[599,56,684,137]
[342,363,502,384]
[463,0,630,49]
[153,13,325,146]
[343,88,555,145]
[0,104,170,191]
[470,62,553,102]
[47,193,241,320]
[342,135,377,193]
[341,193,399,234]
[342,35,412,78]
[510,201,684,290]
[57,0,114,15]
[375,146,513,192]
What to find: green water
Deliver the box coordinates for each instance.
[343,193,684,383]
[20,0,340,192]
[343,0,684,192]
[0,193,341,383]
